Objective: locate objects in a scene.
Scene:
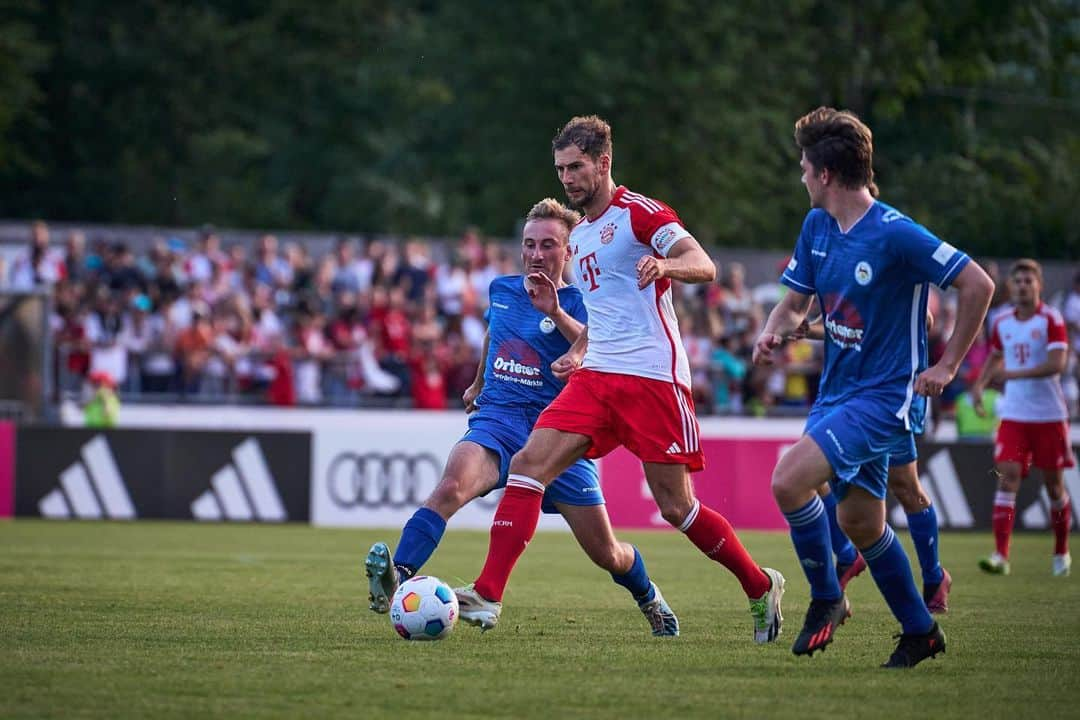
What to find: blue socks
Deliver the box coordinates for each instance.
[906,505,944,586]
[821,490,858,566]
[612,546,655,605]
[862,525,934,635]
[783,496,841,600]
[392,507,447,580]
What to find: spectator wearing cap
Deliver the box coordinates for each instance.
[117,294,156,391]
[84,371,120,428]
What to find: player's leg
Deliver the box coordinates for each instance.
[772,435,849,654]
[557,501,679,636]
[981,419,1028,574]
[837,486,944,668]
[459,427,592,628]
[888,460,950,612]
[645,461,784,643]
[365,440,501,613]
[980,462,1022,574]
[1045,468,1072,576]
[1033,420,1073,576]
[818,482,864,589]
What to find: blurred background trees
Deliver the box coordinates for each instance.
[0,0,1076,256]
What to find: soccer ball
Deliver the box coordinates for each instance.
[389,575,459,641]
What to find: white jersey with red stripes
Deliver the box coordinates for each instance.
[990,302,1069,422]
[569,185,693,388]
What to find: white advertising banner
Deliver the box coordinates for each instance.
[310,413,568,530]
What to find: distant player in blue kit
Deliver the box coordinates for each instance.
[365,198,679,636]
[754,107,993,667]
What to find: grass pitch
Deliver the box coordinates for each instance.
[1,521,1078,719]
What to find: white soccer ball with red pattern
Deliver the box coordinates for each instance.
[389,575,459,641]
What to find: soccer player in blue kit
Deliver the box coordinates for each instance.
[365,198,680,636]
[754,107,994,667]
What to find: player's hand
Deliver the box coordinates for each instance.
[971,389,987,418]
[786,319,811,341]
[752,333,783,366]
[989,366,1010,384]
[551,353,582,383]
[525,272,560,316]
[636,255,666,289]
[462,382,482,413]
[914,362,955,397]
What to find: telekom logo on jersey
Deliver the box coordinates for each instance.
[579,252,601,291]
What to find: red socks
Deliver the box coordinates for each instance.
[992,490,1017,559]
[680,500,771,599]
[1051,496,1071,556]
[473,477,544,602]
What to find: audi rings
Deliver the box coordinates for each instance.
[326,452,443,509]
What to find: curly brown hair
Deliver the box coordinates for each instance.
[795,107,879,197]
[552,115,613,160]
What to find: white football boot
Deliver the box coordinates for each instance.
[749,567,785,644]
[454,585,502,631]
[1052,552,1072,577]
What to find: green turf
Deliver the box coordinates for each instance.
[1,521,1078,719]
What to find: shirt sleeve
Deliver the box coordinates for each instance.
[1047,310,1068,351]
[626,198,690,258]
[779,213,817,295]
[564,288,588,324]
[891,221,971,289]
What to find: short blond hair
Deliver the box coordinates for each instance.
[524,198,580,242]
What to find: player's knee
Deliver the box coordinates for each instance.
[657,498,695,528]
[838,514,882,548]
[771,465,803,507]
[889,482,928,513]
[508,446,544,480]
[424,475,471,516]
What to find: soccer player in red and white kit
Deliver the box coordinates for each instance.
[972,258,1075,577]
[454,116,785,642]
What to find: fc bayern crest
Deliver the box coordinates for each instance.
[600,223,616,244]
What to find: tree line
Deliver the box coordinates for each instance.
[1,0,1076,258]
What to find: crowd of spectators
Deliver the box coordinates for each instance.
[2,220,1078,423]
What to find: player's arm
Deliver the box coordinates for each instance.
[914,262,994,397]
[636,236,715,289]
[525,272,584,344]
[551,329,588,383]
[753,289,814,365]
[463,330,489,413]
[1002,347,1067,380]
[969,348,1002,417]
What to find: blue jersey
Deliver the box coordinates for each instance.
[476,275,587,410]
[781,201,970,431]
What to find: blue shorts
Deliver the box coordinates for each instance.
[806,399,917,500]
[461,405,604,514]
[886,433,918,468]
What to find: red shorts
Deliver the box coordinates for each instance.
[535,368,705,471]
[994,419,1076,474]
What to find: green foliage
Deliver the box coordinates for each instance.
[0,0,1075,256]
[2,522,1079,718]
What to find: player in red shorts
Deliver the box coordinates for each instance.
[972,258,1074,576]
[454,116,785,642]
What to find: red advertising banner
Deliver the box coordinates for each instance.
[600,437,795,531]
[0,421,13,518]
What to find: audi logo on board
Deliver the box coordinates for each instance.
[327,452,445,509]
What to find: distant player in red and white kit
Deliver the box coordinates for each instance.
[972,258,1074,577]
[454,115,785,642]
